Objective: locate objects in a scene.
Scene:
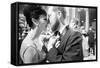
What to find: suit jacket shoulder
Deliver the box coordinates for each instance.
[47,28,83,62]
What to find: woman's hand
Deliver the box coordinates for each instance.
[55,41,60,48]
[47,35,60,51]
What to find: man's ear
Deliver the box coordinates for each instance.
[32,18,39,26]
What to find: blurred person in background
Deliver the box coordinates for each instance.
[88,26,95,55]
[82,29,90,58]
[69,18,80,32]
[19,13,27,40]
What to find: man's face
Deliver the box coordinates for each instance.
[47,7,59,31]
[48,7,57,27]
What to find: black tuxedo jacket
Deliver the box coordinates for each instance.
[47,28,83,62]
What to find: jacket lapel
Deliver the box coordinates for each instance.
[57,28,71,53]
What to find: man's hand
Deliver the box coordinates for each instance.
[47,35,59,51]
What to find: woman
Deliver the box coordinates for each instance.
[20,5,48,64]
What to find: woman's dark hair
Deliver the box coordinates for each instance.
[23,5,47,27]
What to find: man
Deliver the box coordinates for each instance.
[69,18,80,32]
[46,6,83,62]
[20,5,48,64]
[88,27,95,55]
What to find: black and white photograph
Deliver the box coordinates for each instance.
[11,2,97,65]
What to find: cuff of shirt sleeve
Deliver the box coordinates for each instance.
[47,47,58,60]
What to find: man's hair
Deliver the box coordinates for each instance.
[53,6,66,19]
[23,5,47,27]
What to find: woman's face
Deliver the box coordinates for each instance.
[38,15,48,31]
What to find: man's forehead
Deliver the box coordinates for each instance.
[48,6,54,12]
